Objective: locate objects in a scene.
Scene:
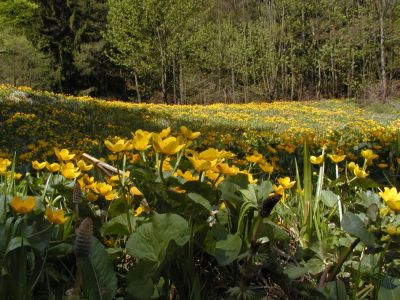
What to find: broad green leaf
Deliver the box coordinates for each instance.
[255,180,273,202]
[204,224,242,266]
[321,190,338,208]
[126,260,158,300]
[342,212,375,247]
[100,214,135,236]
[5,237,31,255]
[187,192,211,211]
[218,181,243,210]
[283,264,308,279]
[378,276,400,300]
[322,280,347,300]
[126,213,190,264]
[81,237,118,300]
[306,258,326,275]
[108,198,128,217]
[256,219,289,241]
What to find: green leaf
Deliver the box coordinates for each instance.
[321,190,338,208]
[5,237,31,255]
[108,198,128,217]
[283,264,308,279]
[322,280,347,300]
[218,181,243,210]
[187,192,211,211]
[81,237,118,300]
[255,180,273,202]
[342,212,375,247]
[306,258,326,275]
[126,260,158,300]
[204,224,242,266]
[257,219,289,241]
[101,214,135,236]
[378,276,400,300]
[126,213,190,265]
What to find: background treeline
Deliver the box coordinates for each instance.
[0,0,399,103]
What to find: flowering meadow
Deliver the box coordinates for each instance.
[1,85,400,299]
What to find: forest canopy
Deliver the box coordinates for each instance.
[0,0,399,103]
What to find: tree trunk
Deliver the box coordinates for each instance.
[134,72,141,103]
[379,0,387,101]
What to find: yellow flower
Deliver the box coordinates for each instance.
[174,169,199,181]
[54,148,75,161]
[77,160,93,171]
[180,126,201,140]
[45,207,69,224]
[105,191,118,201]
[86,192,99,202]
[386,225,397,236]
[246,150,263,163]
[266,145,277,154]
[347,161,356,171]
[152,134,185,155]
[46,162,60,173]
[377,163,388,169]
[78,174,95,189]
[0,158,11,173]
[361,149,379,162]
[214,163,240,176]
[32,160,47,170]
[272,184,285,196]
[310,154,324,165]
[353,165,368,178]
[379,187,400,212]
[277,177,296,189]
[219,202,226,211]
[10,196,36,213]
[198,148,223,161]
[134,204,151,216]
[132,129,152,151]
[159,127,171,138]
[60,163,81,179]
[130,186,143,196]
[104,138,133,153]
[95,182,113,196]
[108,154,118,161]
[13,173,22,180]
[327,154,346,164]
[259,161,274,173]
[380,206,390,217]
[188,155,217,172]
[162,159,172,172]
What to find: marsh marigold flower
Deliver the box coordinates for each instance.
[54,148,75,161]
[180,126,201,140]
[310,154,324,165]
[379,187,400,213]
[353,165,368,178]
[77,160,93,171]
[10,196,36,213]
[214,163,240,176]
[328,154,346,164]
[277,177,296,189]
[46,207,69,224]
[61,163,81,179]
[46,162,60,173]
[152,134,185,155]
[104,138,133,153]
[132,129,152,151]
[32,160,47,170]
[361,149,379,162]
